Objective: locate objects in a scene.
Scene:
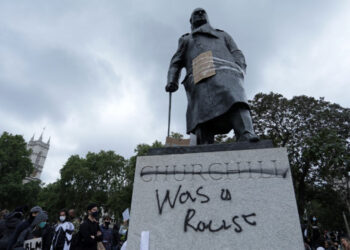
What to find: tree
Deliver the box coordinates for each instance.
[170,132,183,140]
[58,151,127,216]
[110,141,164,218]
[37,140,164,221]
[37,181,63,220]
[0,132,41,210]
[249,92,350,222]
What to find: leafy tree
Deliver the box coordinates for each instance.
[110,141,164,219]
[307,185,347,230]
[214,134,235,143]
[0,132,40,210]
[249,92,350,221]
[58,151,127,216]
[170,132,183,139]
[37,181,63,221]
[37,141,164,221]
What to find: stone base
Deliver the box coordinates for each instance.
[128,146,304,250]
[148,140,273,155]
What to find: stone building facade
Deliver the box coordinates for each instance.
[23,133,50,183]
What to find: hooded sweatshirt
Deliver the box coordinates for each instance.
[13,211,48,249]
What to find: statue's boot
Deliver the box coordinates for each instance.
[231,107,259,142]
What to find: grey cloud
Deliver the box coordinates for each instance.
[0,0,349,183]
[0,27,122,123]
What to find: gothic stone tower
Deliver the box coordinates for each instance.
[24,132,50,182]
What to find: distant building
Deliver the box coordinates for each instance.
[23,132,50,183]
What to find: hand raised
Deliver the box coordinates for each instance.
[165,82,178,92]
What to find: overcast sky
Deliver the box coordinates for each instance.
[1,1,349,184]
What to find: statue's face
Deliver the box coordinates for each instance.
[190,8,208,29]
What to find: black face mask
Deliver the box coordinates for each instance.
[104,222,110,227]
[91,211,99,218]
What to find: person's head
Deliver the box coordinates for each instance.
[324,241,330,248]
[341,237,350,248]
[103,215,111,227]
[190,8,209,30]
[30,206,42,218]
[59,209,68,223]
[31,211,48,228]
[68,209,75,219]
[0,209,9,219]
[32,211,48,237]
[87,203,99,220]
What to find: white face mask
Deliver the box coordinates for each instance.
[59,216,66,222]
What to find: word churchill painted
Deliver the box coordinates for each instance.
[141,160,289,182]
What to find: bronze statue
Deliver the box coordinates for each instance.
[166,8,259,144]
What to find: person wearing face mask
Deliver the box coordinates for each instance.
[99,216,113,250]
[50,209,74,250]
[12,210,49,250]
[6,206,42,250]
[32,218,53,250]
[78,204,103,250]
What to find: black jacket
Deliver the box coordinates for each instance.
[0,212,23,250]
[79,219,102,250]
[6,217,31,250]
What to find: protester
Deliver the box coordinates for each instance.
[99,216,113,250]
[32,215,53,250]
[111,221,121,250]
[50,209,74,250]
[6,206,42,250]
[0,210,9,220]
[0,209,10,233]
[0,208,23,249]
[118,220,128,244]
[341,237,350,250]
[304,241,312,250]
[68,209,80,250]
[68,209,80,234]
[310,217,324,249]
[12,210,48,250]
[324,240,335,250]
[79,204,103,250]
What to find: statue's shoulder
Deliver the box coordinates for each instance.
[178,33,190,45]
[215,29,232,40]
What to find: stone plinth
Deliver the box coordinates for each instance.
[128,145,304,250]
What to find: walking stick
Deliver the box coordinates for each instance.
[167,92,172,138]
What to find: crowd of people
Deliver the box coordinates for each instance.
[2,204,350,250]
[0,204,128,250]
[302,218,350,250]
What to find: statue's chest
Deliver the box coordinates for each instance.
[186,35,229,61]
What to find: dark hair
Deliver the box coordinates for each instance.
[103,215,111,220]
[87,203,98,211]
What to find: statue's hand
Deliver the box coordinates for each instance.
[165,82,178,92]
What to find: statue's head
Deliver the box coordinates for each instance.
[190,8,209,30]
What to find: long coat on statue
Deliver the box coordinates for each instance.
[167,23,249,134]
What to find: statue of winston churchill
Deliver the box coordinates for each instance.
[166,8,259,144]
